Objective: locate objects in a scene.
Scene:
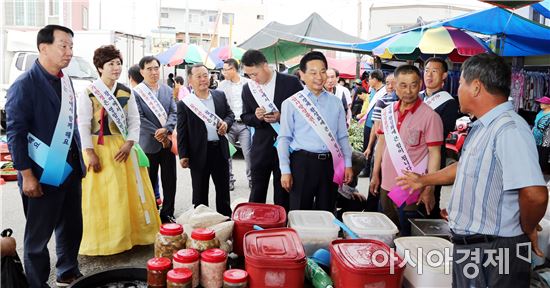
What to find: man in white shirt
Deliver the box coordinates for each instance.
[218,58,252,190]
[325,68,352,126]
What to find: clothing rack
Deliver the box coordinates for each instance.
[512,69,550,112]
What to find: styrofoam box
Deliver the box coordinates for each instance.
[534,218,550,266]
[288,210,340,256]
[394,236,453,288]
[342,212,399,246]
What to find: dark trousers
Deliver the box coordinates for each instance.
[249,148,288,212]
[147,147,177,219]
[452,233,531,288]
[537,145,550,173]
[190,142,232,217]
[20,170,83,287]
[362,125,373,176]
[289,151,338,212]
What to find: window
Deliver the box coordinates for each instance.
[189,13,200,23]
[82,7,88,29]
[161,12,169,18]
[14,0,24,25]
[219,37,229,47]
[208,14,217,22]
[222,13,234,25]
[257,14,264,20]
[48,0,58,16]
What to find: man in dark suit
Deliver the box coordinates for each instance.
[6,25,86,287]
[177,64,235,217]
[241,50,303,212]
[134,56,178,223]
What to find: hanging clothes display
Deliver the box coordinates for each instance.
[512,70,550,112]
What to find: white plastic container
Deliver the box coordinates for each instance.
[394,236,453,288]
[534,218,550,266]
[288,210,340,256]
[342,212,399,246]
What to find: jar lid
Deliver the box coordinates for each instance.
[191,228,215,240]
[160,223,183,236]
[173,248,199,263]
[201,248,227,263]
[147,257,172,270]
[223,269,248,283]
[167,268,193,283]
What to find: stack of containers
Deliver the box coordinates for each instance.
[342,212,399,246]
[232,203,287,256]
[288,210,340,256]
[394,236,453,288]
[330,239,404,287]
[243,227,307,288]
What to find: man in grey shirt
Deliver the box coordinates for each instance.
[218,58,252,190]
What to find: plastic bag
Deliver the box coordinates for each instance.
[1,229,28,288]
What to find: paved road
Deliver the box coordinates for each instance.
[2,152,453,285]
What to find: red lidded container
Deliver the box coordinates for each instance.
[223,269,248,287]
[330,239,405,288]
[167,268,193,285]
[244,228,306,288]
[161,223,184,235]
[191,228,215,240]
[173,249,200,287]
[232,202,287,256]
[147,257,172,287]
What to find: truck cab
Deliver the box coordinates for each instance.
[0,51,98,130]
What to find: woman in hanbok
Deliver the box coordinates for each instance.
[77,45,161,255]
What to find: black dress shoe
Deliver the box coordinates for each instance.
[161,215,176,224]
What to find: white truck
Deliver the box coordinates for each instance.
[1,29,146,130]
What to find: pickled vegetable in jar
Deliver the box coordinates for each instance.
[155,223,187,259]
[173,249,200,288]
[223,269,248,288]
[186,228,220,253]
[200,248,227,288]
[167,268,193,288]
[147,257,172,287]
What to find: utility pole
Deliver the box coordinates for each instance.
[356,0,362,80]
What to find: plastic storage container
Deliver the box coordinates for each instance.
[186,228,220,253]
[534,218,550,266]
[200,248,227,288]
[244,228,307,288]
[173,249,200,288]
[409,219,451,239]
[394,236,453,288]
[223,269,248,288]
[232,202,287,256]
[330,239,404,288]
[342,212,399,246]
[288,210,340,256]
[167,268,193,288]
[155,223,187,259]
[147,257,172,287]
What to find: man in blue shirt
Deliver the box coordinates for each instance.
[397,54,547,288]
[277,51,353,212]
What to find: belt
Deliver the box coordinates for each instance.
[208,141,220,146]
[450,233,496,245]
[295,150,332,160]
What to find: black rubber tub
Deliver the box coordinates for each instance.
[68,267,147,288]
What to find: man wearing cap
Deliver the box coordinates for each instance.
[533,96,550,173]
[397,54,547,287]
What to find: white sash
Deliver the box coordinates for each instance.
[381,106,428,176]
[248,80,279,113]
[88,80,128,137]
[288,92,346,185]
[134,83,167,126]
[28,72,75,186]
[359,86,387,124]
[424,91,453,110]
[182,93,221,129]
[87,80,150,224]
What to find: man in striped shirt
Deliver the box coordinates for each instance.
[397,54,547,287]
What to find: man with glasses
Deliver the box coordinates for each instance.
[134,56,178,223]
[218,58,252,191]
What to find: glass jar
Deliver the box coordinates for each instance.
[200,248,227,288]
[155,223,187,259]
[186,228,220,253]
[223,269,248,288]
[173,249,200,288]
[167,268,193,288]
[147,257,172,287]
